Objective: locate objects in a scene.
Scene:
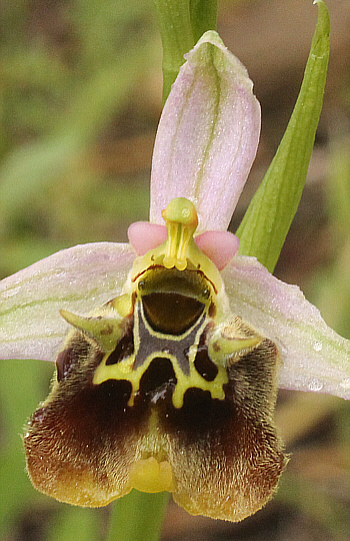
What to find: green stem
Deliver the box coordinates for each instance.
[152,0,194,102]
[189,0,217,42]
[152,0,217,101]
[106,491,170,541]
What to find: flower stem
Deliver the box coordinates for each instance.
[189,0,217,42]
[106,491,169,541]
[152,0,217,101]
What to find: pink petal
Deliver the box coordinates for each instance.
[195,230,239,270]
[128,221,238,270]
[128,222,167,255]
[222,256,350,400]
[150,31,260,233]
[0,243,135,361]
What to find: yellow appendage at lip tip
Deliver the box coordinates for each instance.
[129,457,173,493]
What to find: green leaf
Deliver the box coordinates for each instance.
[0,360,53,537]
[236,0,330,273]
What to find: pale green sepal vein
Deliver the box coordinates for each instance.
[0,243,135,362]
[236,0,330,273]
[150,30,260,233]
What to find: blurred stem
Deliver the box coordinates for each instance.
[327,135,350,235]
[152,0,217,101]
[237,0,330,272]
[311,135,350,338]
[106,491,169,541]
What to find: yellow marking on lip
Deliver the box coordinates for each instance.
[93,293,229,409]
[129,457,173,493]
[93,347,228,410]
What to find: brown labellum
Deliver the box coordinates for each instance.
[24,198,287,521]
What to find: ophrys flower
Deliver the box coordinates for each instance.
[1,31,349,522]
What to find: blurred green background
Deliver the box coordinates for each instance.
[0,0,349,539]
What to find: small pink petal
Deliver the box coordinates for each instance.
[222,256,350,400]
[195,231,239,270]
[128,222,167,255]
[0,243,135,361]
[150,31,260,233]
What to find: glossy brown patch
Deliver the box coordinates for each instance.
[138,266,211,298]
[56,336,90,382]
[142,292,204,335]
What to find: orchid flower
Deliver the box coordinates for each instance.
[0,30,349,524]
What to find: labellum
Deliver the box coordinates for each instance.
[24,198,287,522]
